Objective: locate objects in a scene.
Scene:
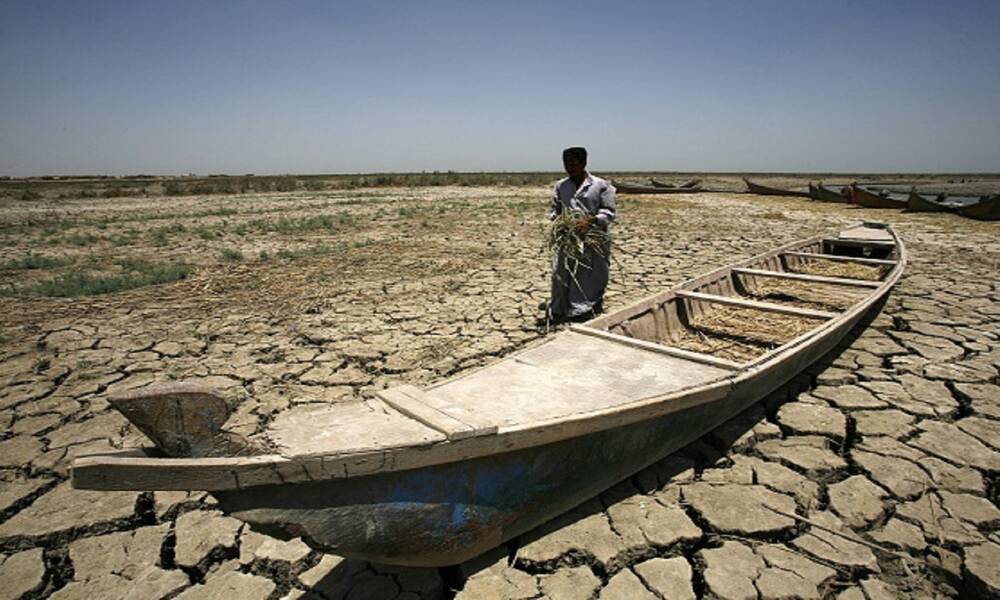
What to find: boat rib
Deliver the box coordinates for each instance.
[72,223,905,567]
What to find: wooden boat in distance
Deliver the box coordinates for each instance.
[849,184,907,209]
[907,190,958,213]
[614,180,702,194]
[808,182,849,203]
[649,178,702,189]
[743,178,811,198]
[72,224,905,567]
[958,195,1000,221]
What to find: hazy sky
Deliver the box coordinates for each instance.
[2,0,999,175]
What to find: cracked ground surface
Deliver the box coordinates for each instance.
[1,180,999,599]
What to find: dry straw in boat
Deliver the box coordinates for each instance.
[749,279,864,311]
[666,304,824,362]
[789,260,884,281]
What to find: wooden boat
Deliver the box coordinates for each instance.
[613,180,702,194]
[808,182,849,203]
[743,178,811,198]
[958,195,1000,221]
[649,178,702,189]
[907,190,958,213]
[72,224,905,567]
[849,184,907,209]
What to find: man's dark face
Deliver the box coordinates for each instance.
[563,156,586,180]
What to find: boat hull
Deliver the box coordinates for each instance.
[744,178,811,198]
[958,195,1000,221]
[215,390,736,566]
[614,182,701,194]
[212,302,872,567]
[809,183,848,203]
[850,185,906,209]
[907,191,954,213]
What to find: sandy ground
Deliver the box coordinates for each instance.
[0,181,998,599]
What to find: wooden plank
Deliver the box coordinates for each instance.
[822,237,896,249]
[569,325,743,370]
[378,385,494,441]
[732,267,881,288]
[782,251,896,266]
[424,331,733,430]
[675,290,837,320]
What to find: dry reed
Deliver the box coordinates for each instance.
[544,210,611,263]
[663,304,824,362]
[748,279,864,311]
[788,260,884,281]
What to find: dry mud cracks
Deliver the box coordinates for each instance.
[1,185,999,599]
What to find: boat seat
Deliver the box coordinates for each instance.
[378,385,498,441]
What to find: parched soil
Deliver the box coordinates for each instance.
[1,179,999,599]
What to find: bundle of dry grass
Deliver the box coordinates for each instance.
[789,260,884,281]
[664,304,824,362]
[544,210,611,263]
[667,328,767,362]
[748,279,864,311]
[692,305,819,345]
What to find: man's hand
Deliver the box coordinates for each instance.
[575,216,593,235]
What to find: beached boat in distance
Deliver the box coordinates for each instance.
[808,182,849,203]
[907,190,958,213]
[958,195,1000,221]
[649,178,702,189]
[73,224,905,567]
[849,184,907,209]
[613,180,702,194]
[743,178,811,198]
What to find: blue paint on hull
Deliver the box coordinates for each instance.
[214,390,750,566]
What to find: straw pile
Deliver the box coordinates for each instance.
[668,328,767,362]
[748,279,863,311]
[789,260,884,281]
[667,305,823,362]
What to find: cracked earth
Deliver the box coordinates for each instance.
[1,181,999,599]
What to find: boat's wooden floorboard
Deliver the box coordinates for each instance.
[265,331,731,456]
[424,331,731,431]
[268,399,446,457]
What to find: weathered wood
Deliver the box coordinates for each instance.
[782,251,896,266]
[835,224,895,242]
[674,289,837,319]
[267,399,446,457]
[108,381,264,457]
[72,379,734,493]
[732,267,881,288]
[378,385,495,440]
[568,324,743,370]
[423,331,732,430]
[587,235,824,330]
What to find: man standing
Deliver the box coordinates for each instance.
[543,146,616,324]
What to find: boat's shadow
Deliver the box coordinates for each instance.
[311,297,888,587]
